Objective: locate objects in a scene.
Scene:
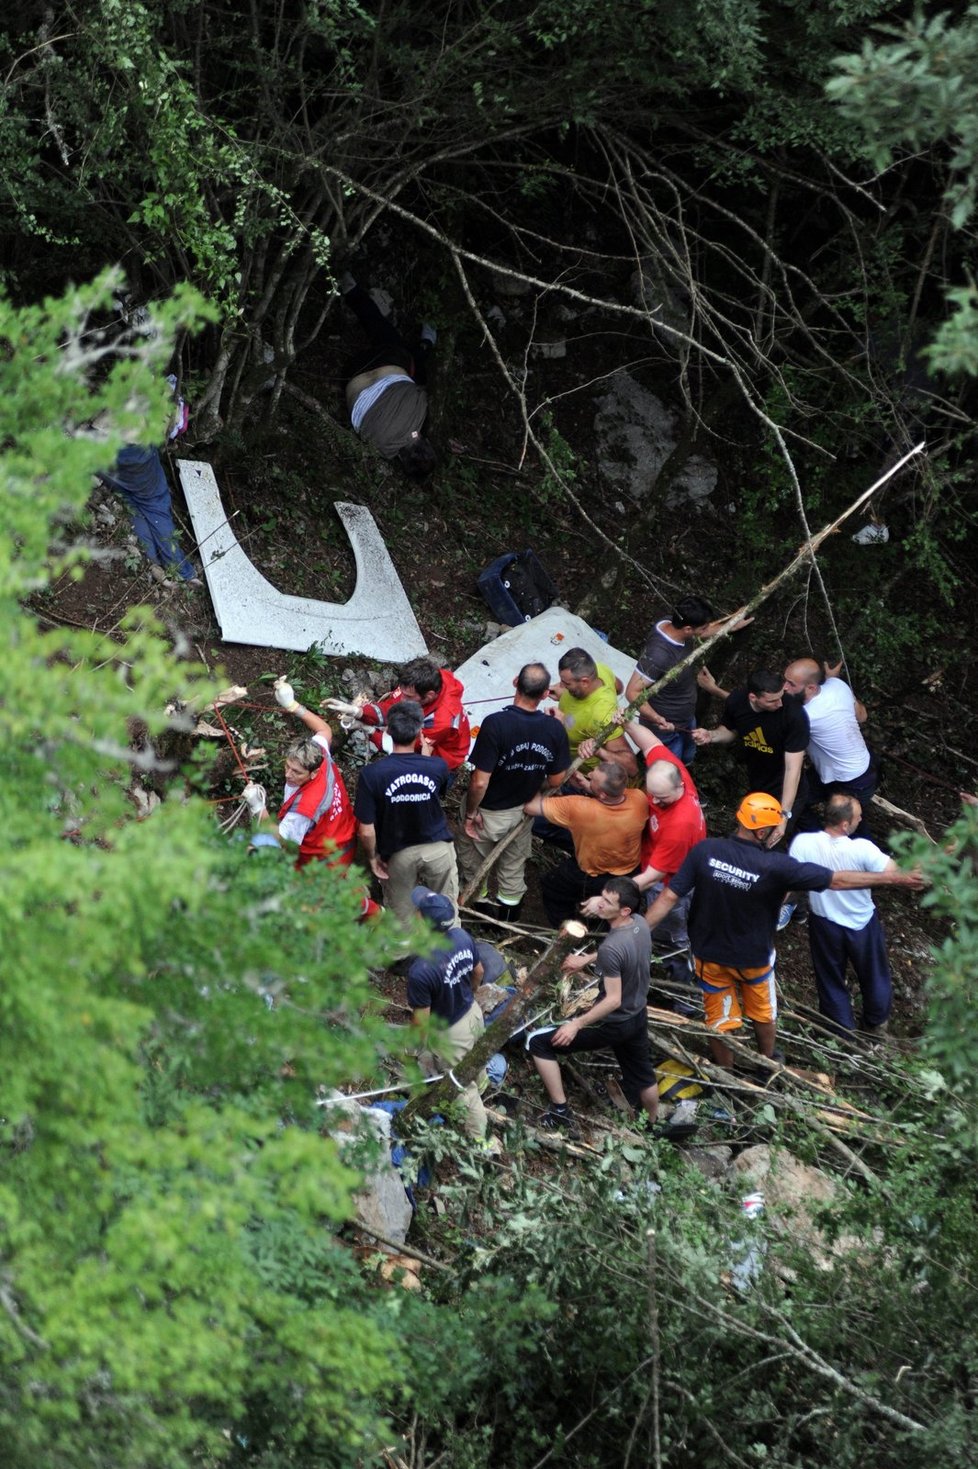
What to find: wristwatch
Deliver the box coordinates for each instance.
[782,809,793,820]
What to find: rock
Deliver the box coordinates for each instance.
[593,370,717,508]
[328,1100,414,1250]
[490,269,533,298]
[732,1144,837,1211]
[731,1144,845,1268]
[685,1144,732,1182]
[630,256,691,339]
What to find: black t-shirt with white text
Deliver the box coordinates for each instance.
[721,688,810,797]
[471,705,570,810]
[670,835,831,968]
[406,928,478,1024]
[354,752,451,858]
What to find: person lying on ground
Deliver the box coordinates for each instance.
[340,271,437,479]
[95,376,199,586]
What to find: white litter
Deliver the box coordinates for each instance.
[851,523,890,544]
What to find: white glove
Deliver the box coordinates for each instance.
[274,677,299,711]
[323,698,364,718]
[242,781,267,816]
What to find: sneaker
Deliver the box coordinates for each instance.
[776,902,796,931]
[538,1107,581,1140]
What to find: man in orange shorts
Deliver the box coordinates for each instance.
[643,793,925,1069]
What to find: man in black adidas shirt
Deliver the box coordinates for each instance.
[458,662,570,918]
[694,667,809,825]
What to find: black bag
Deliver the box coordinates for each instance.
[478,549,560,624]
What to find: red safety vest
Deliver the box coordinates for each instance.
[278,750,356,868]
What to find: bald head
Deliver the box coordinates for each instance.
[825,794,861,831]
[783,658,823,702]
[647,759,684,807]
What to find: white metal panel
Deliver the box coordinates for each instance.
[453,606,635,749]
[177,459,427,661]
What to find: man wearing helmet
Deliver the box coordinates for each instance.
[643,792,925,1069]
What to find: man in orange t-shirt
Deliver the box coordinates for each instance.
[524,763,648,927]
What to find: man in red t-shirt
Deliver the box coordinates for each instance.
[581,721,706,999]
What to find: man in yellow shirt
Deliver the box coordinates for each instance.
[553,647,636,779]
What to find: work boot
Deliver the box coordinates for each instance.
[471,897,503,923]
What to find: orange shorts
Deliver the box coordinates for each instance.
[694,957,777,1032]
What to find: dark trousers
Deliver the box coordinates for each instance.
[344,284,430,384]
[808,909,892,1031]
[540,858,637,928]
[796,760,879,841]
[528,1010,656,1110]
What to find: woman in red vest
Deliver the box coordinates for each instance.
[246,678,356,867]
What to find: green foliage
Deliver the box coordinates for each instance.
[828,6,978,227]
[902,805,978,1114]
[0,274,408,1466]
[828,7,978,376]
[926,280,978,378]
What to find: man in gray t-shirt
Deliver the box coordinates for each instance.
[527,877,658,1137]
[624,594,719,765]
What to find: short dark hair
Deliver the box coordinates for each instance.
[387,699,424,745]
[397,658,442,699]
[516,662,551,698]
[396,437,437,480]
[747,668,783,696]
[603,876,642,915]
[825,793,857,827]
[285,736,325,772]
[671,595,714,629]
[558,647,597,679]
[595,763,627,799]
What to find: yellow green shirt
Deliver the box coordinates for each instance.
[558,662,620,770]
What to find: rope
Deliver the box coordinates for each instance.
[211,700,250,779]
[218,781,267,835]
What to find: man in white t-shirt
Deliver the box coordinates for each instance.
[782,657,876,836]
[789,794,898,1035]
